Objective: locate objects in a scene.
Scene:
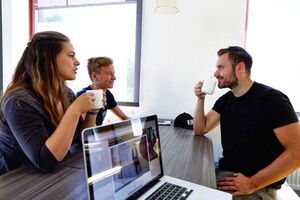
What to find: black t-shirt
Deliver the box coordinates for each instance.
[76,86,117,125]
[213,82,298,186]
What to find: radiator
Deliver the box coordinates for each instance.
[287,168,300,191]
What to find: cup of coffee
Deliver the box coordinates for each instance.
[86,89,103,109]
[202,77,217,95]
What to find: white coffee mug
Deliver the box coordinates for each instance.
[86,89,104,109]
[202,77,217,95]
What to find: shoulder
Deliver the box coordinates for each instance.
[106,89,115,101]
[212,90,233,113]
[106,89,114,97]
[76,85,92,97]
[105,90,117,108]
[2,89,39,106]
[256,82,298,126]
[66,87,76,101]
[254,82,288,100]
[252,82,274,93]
[1,89,43,115]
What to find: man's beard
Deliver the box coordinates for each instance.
[217,73,238,90]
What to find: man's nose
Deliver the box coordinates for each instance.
[213,70,219,77]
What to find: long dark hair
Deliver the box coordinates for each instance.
[2,31,71,127]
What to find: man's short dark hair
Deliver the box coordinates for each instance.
[217,46,253,74]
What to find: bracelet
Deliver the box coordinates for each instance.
[87,110,98,115]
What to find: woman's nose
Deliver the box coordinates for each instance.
[75,58,80,66]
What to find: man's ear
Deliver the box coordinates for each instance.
[235,62,246,74]
[91,71,97,80]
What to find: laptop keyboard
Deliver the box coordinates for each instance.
[145,182,193,200]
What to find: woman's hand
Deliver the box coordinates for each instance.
[46,93,95,161]
[70,93,95,114]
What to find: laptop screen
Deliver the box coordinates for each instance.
[81,115,163,200]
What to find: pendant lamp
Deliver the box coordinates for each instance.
[155,0,179,14]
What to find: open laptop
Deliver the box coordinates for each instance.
[81,115,231,200]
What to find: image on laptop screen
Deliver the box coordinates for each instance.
[82,115,163,200]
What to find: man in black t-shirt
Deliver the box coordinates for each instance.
[193,46,300,199]
[77,57,129,125]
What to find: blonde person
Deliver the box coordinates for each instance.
[77,57,129,125]
[0,31,102,174]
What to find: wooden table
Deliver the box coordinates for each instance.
[0,126,216,200]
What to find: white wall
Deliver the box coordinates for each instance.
[2,0,247,161]
[2,0,29,90]
[138,0,247,120]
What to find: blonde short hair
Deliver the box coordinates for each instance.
[87,56,113,81]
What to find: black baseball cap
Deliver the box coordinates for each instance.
[174,112,193,130]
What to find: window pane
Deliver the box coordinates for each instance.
[68,0,127,5]
[37,0,127,7]
[246,0,300,111]
[34,0,140,105]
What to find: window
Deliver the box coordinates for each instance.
[246,0,300,111]
[30,0,142,106]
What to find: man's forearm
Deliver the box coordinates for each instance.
[193,98,206,136]
[250,149,300,190]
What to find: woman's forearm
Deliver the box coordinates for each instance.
[45,106,81,161]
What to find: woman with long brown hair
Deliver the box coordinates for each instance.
[0,31,99,174]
